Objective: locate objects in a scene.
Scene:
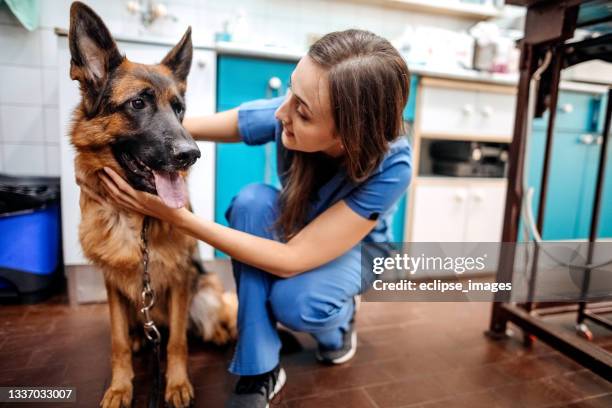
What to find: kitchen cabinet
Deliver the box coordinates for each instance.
[526,92,612,240]
[419,79,516,141]
[411,178,506,242]
[532,91,600,133]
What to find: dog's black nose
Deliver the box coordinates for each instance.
[173,142,201,168]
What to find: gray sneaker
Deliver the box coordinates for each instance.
[225,365,286,408]
[315,313,357,365]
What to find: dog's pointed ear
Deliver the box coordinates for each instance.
[68,1,123,88]
[161,27,193,83]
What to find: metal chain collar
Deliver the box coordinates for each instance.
[140,216,161,344]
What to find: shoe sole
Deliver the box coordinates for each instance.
[265,367,286,408]
[315,330,357,365]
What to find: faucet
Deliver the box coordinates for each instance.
[126,0,177,27]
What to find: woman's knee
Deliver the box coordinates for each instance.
[270,288,346,333]
[225,183,279,235]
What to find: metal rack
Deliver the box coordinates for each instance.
[488,0,612,380]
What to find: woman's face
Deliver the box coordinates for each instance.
[275,56,343,157]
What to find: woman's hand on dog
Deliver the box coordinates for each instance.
[96,167,186,223]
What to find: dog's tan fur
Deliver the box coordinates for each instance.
[68,3,237,407]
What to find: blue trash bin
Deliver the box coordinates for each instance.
[0,174,62,303]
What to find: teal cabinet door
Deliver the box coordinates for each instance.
[595,94,612,238]
[598,134,612,238]
[526,92,611,240]
[528,130,592,239]
[216,56,296,228]
[403,75,419,122]
[216,56,296,257]
[532,91,599,133]
[392,76,418,242]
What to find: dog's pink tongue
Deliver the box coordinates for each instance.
[153,171,187,208]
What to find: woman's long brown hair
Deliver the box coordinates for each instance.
[276,29,410,240]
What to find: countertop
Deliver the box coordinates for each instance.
[54,28,610,94]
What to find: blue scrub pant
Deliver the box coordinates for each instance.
[226,183,363,376]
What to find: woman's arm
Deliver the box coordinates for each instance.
[99,168,376,277]
[183,108,241,143]
[175,199,376,277]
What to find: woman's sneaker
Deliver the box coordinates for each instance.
[225,365,286,408]
[316,296,359,365]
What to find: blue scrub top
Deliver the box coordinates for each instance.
[237,96,412,243]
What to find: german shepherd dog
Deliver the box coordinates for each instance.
[68,3,237,407]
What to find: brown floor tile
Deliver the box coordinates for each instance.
[431,364,514,395]
[375,351,456,380]
[284,388,377,408]
[420,389,506,408]
[283,362,394,400]
[560,394,612,408]
[493,353,583,383]
[364,376,453,407]
[491,376,582,408]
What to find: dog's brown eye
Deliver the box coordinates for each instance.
[173,103,184,115]
[131,98,145,110]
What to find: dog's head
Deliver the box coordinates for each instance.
[68,1,199,208]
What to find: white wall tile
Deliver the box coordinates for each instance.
[42,68,59,106]
[44,107,61,144]
[0,24,42,66]
[39,0,71,30]
[40,29,59,68]
[0,66,43,105]
[46,145,60,176]
[2,143,46,176]
[0,106,45,143]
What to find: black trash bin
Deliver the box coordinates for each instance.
[0,174,63,303]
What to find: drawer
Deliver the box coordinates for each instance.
[420,85,515,140]
[532,91,598,133]
[473,91,516,139]
[420,86,477,137]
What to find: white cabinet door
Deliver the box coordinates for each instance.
[420,86,477,137]
[184,50,216,260]
[411,184,468,242]
[464,181,507,242]
[58,39,216,265]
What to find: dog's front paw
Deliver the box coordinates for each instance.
[165,377,194,408]
[100,383,132,408]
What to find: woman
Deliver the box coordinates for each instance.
[94,29,411,407]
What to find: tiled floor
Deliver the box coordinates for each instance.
[1,275,611,407]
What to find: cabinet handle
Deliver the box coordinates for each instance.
[472,191,484,202]
[268,77,282,90]
[596,135,603,145]
[197,59,207,69]
[453,192,466,202]
[480,106,493,117]
[266,77,283,99]
[462,104,474,116]
[558,103,574,114]
[579,134,595,145]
